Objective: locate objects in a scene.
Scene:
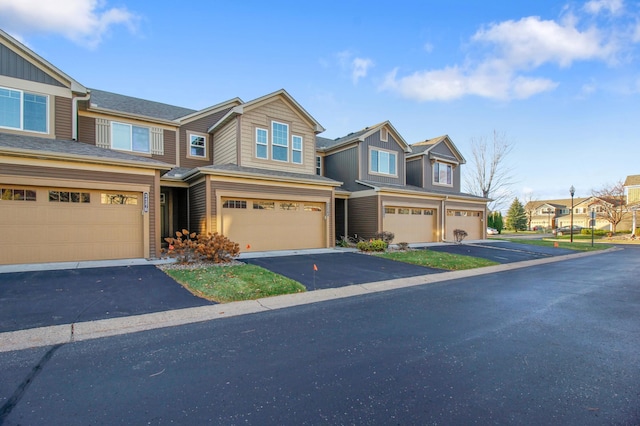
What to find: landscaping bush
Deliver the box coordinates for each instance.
[374,231,395,244]
[581,228,609,236]
[163,229,240,264]
[453,229,468,243]
[357,239,388,252]
[397,242,409,251]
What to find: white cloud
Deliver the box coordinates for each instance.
[351,57,374,84]
[336,50,374,84]
[381,13,617,102]
[584,0,624,16]
[0,0,138,48]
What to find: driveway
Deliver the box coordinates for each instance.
[244,252,443,290]
[0,265,212,333]
[427,240,576,263]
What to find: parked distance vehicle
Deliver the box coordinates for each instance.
[553,225,583,236]
[487,227,499,235]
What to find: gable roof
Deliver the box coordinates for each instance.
[407,135,466,164]
[88,89,198,122]
[208,89,325,134]
[0,133,171,170]
[624,174,640,186]
[0,29,87,94]
[316,121,410,153]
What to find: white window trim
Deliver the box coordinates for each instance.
[0,86,49,134]
[187,132,208,159]
[433,161,453,187]
[315,155,323,175]
[271,120,289,163]
[292,135,303,164]
[256,127,268,159]
[110,121,151,154]
[369,147,398,177]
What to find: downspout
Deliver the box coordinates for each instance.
[72,93,91,141]
[441,196,448,242]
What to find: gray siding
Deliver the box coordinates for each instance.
[324,146,359,191]
[0,44,65,87]
[348,195,379,240]
[405,157,423,187]
[189,181,207,235]
[423,158,462,194]
[361,132,405,185]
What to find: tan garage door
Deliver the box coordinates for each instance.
[383,207,436,243]
[221,198,325,251]
[446,209,483,240]
[0,186,144,265]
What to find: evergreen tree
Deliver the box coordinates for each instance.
[494,212,504,233]
[506,198,527,232]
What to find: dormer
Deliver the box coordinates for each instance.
[406,135,466,193]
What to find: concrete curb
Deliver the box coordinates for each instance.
[0,247,618,353]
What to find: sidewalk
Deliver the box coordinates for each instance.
[0,246,612,353]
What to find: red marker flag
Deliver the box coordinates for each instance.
[246,244,251,250]
[313,264,318,271]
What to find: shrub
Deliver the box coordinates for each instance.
[374,231,395,244]
[163,229,240,264]
[397,242,409,251]
[357,239,388,252]
[453,229,468,244]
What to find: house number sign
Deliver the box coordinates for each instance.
[143,192,149,213]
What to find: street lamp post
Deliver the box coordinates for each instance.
[570,185,575,243]
[544,208,553,231]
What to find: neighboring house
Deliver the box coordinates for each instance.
[526,196,631,231]
[317,126,488,243]
[624,174,640,235]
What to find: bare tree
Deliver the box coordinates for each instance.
[590,180,628,233]
[523,192,538,230]
[464,130,515,212]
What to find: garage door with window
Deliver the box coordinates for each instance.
[446,209,483,240]
[383,206,436,243]
[0,186,144,265]
[221,198,325,251]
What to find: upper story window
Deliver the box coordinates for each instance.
[256,128,268,159]
[188,133,207,158]
[315,156,322,176]
[370,148,397,176]
[272,121,289,162]
[254,121,303,165]
[433,161,452,186]
[111,122,150,153]
[292,135,303,164]
[0,87,48,133]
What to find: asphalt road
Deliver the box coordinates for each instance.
[1,247,638,425]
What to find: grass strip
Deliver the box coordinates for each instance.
[164,264,305,303]
[377,249,498,270]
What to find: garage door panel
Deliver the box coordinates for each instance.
[222,199,325,252]
[383,207,435,243]
[0,186,144,265]
[446,210,483,240]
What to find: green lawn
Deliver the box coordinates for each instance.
[500,238,613,252]
[377,250,498,270]
[163,264,305,303]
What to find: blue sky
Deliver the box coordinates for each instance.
[1,0,639,207]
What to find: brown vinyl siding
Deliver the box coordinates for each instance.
[405,157,423,188]
[179,108,232,168]
[348,195,379,240]
[77,115,96,145]
[213,119,237,165]
[381,194,440,209]
[240,99,316,175]
[54,96,72,140]
[324,146,359,191]
[189,181,207,235]
[361,132,405,185]
[0,163,159,257]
